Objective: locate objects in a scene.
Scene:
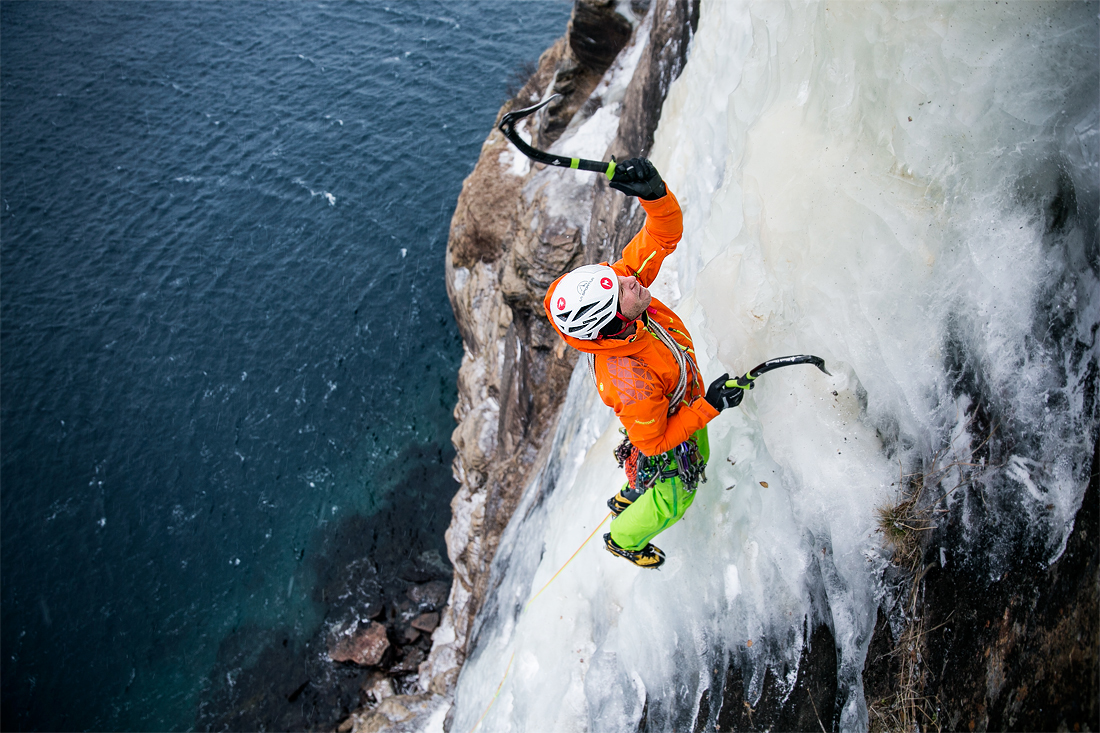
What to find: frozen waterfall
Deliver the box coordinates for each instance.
[448,1,1098,731]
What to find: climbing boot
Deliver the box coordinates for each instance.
[603,533,665,569]
[607,484,645,517]
[607,489,633,517]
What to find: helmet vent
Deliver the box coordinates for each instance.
[548,264,620,340]
[573,302,598,319]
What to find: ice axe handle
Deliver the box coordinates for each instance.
[725,375,755,390]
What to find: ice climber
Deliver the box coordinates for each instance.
[543,158,749,569]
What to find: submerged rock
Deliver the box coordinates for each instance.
[410,612,440,633]
[328,620,390,667]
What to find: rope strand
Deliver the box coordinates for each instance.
[468,511,612,732]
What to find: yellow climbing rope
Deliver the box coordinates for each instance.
[524,511,612,613]
[468,510,612,732]
[468,651,514,733]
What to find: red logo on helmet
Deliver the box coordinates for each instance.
[556,297,566,311]
[600,277,613,290]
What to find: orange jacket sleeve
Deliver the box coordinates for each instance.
[613,190,683,287]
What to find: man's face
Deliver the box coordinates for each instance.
[618,275,651,320]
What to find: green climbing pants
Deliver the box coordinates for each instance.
[609,427,710,551]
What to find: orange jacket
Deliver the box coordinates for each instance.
[543,189,720,456]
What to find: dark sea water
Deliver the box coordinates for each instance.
[0,2,571,729]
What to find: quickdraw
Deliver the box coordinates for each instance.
[614,430,707,494]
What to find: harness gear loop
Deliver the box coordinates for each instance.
[614,431,707,494]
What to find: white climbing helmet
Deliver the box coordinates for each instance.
[549,264,619,340]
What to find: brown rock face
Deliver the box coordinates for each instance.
[421,0,701,699]
[328,620,390,667]
[569,0,633,69]
[540,0,634,143]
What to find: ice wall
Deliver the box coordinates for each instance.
[449,2,1098,731]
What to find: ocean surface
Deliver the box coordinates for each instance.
[0,2,571,730]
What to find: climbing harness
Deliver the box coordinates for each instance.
[614,430,707,494]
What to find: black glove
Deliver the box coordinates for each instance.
[704,373,753,412]
[609,157,667,200]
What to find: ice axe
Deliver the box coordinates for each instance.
[708,355,832,410]
[498,93,620,180]
[729,354,831,391]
